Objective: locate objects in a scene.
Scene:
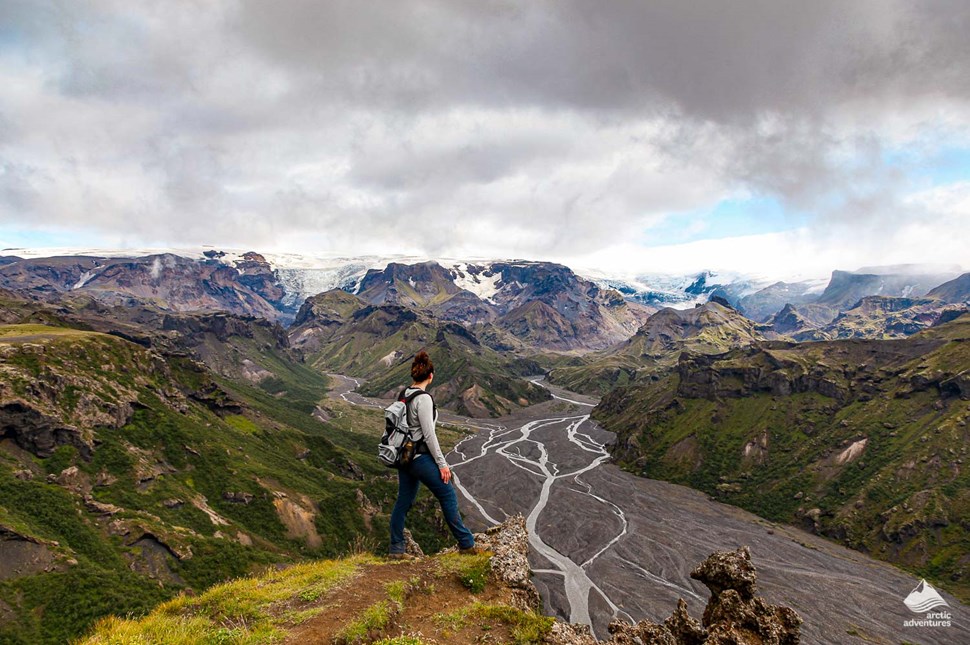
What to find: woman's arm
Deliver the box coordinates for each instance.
[415,394,450,476]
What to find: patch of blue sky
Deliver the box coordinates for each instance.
[0,226,107,251]
[641,196,808,247]
[882,145,970,188]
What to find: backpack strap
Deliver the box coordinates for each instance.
[402,390,435,417]
[401,389,432,405]
[401,390,435,451]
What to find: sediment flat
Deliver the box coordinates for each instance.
[330,374,968,644]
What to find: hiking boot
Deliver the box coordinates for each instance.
[458,545,487,556]
[387,553,415,561]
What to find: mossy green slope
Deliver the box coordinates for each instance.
[550,301,763,395]
[81,539,551,645]
[81,555,376,645]
[356,324,549,418]
[0,324,455,644]
[290,296,549,417]
[1,289,326,412]
[594,314,970,602]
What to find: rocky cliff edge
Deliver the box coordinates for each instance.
[82,516,801,644]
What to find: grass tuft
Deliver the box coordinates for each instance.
[374,637,427,645]
[436,552,491,593]
[81,555,373,644]
[473,604,554,644]
[334,600,394,644]
[433,603,552,644]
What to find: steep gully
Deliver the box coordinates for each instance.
[327,374,968,644]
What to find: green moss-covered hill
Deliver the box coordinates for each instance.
[0,322,462,644]
[594,314,970,602]
[549,300,764,395]
[289,291,549,417]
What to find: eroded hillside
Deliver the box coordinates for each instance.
[0,321,459,643]
[595,314,970,601]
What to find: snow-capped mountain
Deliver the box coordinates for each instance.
[4,246,962,328]
[580,269,772,309]
[4,246,749,310]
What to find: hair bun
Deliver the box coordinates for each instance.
[410,350,434,381]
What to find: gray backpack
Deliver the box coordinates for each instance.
[379,390,430,468]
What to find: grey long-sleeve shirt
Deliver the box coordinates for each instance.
[403,387,448,469]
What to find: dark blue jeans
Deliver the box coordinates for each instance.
[389,454,475,553]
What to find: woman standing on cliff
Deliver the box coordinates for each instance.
[389,351,480,558]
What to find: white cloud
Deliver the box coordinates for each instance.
[0,0,969,278]
[572,182,970,280]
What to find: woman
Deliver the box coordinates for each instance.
[388,351,479,558]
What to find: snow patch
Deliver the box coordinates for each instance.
[71,267,101,290]
[452,262,502,302]
[275,265,370,308]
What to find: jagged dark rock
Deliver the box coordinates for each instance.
[606,620,679,644]
[441,519,803,645]
[572,547,801,645]
[187,382,244,415]
[82,495,122,516]
[338,458,365,481]
[690,546,758,600]
[437,514,540,612]
[664,600,706,645]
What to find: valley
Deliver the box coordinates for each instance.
[329,375,970,644]
[1,250,968,643]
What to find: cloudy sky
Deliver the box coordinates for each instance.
[1,1,968,278]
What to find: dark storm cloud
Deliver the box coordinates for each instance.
[235,0,970,118]
[1,0,969,267]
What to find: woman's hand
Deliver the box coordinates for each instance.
[440,466,452,484]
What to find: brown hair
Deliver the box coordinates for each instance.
[410,351,434,382]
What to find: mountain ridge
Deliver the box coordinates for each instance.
[593,313,970,603]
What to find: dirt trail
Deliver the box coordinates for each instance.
[329,374,969,644]
[285,558,528,644]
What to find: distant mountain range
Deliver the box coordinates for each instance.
[548,299,764,394]
[0,251,286,320]
[12,249,955,415]
[2,249,968,405]
[3,247,966,323]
